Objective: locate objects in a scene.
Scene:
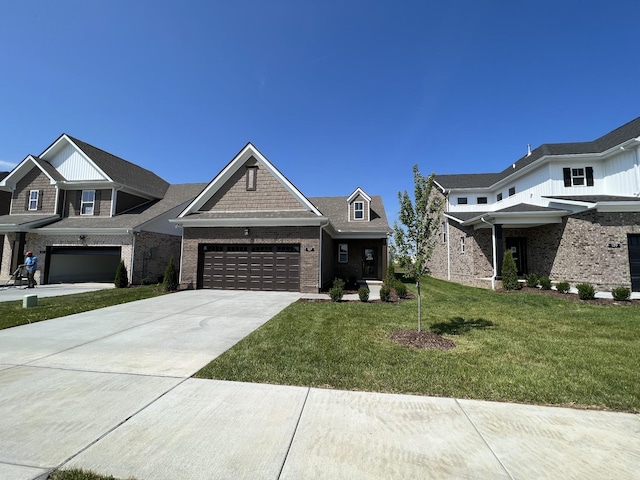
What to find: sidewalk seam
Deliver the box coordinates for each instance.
[455,398,515,480]
[277,386,311,479]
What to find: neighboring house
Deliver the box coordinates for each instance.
[0,134,206,285]
[173,143,390,293]
[0,172,11,277]
[430,116,640,292]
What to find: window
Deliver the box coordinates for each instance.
[477,197,488,204]
[246,167,258,191]
[508,186,516,196]
[354,201,364,219]
[81,190,95,215]
[497,193,503,202]
[457,197,468,205]
[563,167,594,187]
[460,236,465,253]
[338,243,348,263]
[28,190,39,210]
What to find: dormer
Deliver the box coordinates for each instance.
[347,187,371,222]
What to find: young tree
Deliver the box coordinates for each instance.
[392,165,444,332]
[114,260,128,288]
[163,256,179,292]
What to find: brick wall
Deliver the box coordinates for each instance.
[132,231,182,284]
[181,226,321,292]
[201,157,304,212]
[11,168,57,214]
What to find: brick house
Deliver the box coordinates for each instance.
[172,143,391,293]
[430,117,640,292]
[0,134,205,285]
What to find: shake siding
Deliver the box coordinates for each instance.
[11,168,56,214]
[349,195,369,221]
[65,189,112,217]
[201,158,304,212]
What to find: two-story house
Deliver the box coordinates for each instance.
[429,116,640,292]
[172,143,391,293]
[0,134,205,285]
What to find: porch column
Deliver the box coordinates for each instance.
[495,224,504,278]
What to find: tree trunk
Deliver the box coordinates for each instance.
[417,280,422,332]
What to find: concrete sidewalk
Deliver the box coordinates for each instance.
[0,283,114,302]
[0,290,638,480]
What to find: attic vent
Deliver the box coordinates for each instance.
[526,144,531,157]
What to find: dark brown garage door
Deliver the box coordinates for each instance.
[629,234,640,292]
[200,244,300,291]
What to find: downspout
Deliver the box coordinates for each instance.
[480,216,496,290]
[177,223,185,287]
[446,221,451,280]
[127,229,137,285]
[318,219,330,292]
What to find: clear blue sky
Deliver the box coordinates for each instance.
[2,1,639,224]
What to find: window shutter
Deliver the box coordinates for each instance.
[563,168,571,187]
[94,190,101,215]
[37,190,43,210]
[25,192,29,210]
[586,167,594,186]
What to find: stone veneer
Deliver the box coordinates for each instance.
[180,226,321,293]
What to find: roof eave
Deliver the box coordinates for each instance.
[171,216,330,228]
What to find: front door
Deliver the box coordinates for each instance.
[363,247,376,279]
[505,237,527,276]
[629,234,640,292]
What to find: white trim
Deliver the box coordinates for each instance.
[178,143,322,218]
[0,155,58,189]
[347,187,371,203]
[28,190,39,210]
[41,134,114,183]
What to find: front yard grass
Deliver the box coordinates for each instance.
[0,285,166,330]
[196,276,640,412]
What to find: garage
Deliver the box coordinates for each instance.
[199,244,300,291]
[46,246,122,283]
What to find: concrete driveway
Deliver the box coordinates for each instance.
[0,290,638,480]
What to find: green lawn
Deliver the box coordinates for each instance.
[0,285,166,330]
[196,276,640,412]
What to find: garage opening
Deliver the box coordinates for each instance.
[629,234,640,292]
[46,246,122,283]
[199,244,300,292]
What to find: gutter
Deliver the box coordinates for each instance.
[480,215,496,290]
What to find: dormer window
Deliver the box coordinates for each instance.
[246,167,258,191]
[354,202,364,219]
[81,190,95,216]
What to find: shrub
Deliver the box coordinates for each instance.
[501,251,520,290]
[358,287,370,302]
[394,282,408,299]
[576,283,596,300]
[379,284,391,302]
[556,281,570,294]
[385,263,397,286]
[329,278,344,302]
[539,276,552,290]
[611,286,631,302]
[525,273,539,288]
[114,260,128,288]
[163,257,179,292]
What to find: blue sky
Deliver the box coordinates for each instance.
[2,1,639,224]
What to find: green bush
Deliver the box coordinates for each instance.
[611,286,631,301]
[556,281,570,294]
[539,276,552,290]
[114,260,128,288]
[576,283,596,300]
[525,273,539,288]
[379,284,391,302]
[358,287,370,302]
[394,282,408,299]
[329,278,344,302]
[163,257,179,292]
[385,263,397,286]
[501,251,520,290]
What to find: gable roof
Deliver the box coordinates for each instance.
[178,142,322,218]
[435,116,640,190]
[310,195,390,235]
[347,187,371,203]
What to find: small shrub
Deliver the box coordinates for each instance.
[611,286,631,301]
[576,283,596,300]
[394,282,408,299]
[385,263,397,286]
[358,287,370,302]
[525,273,539,288]
[114,260,128,288]
[163,257,179,292]
[379,284,391,302]
[556,281,570,294]
[329,278,344,302]
[539,276,552,290]
[501,251,520,290]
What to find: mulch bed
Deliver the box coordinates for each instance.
[501,286,639,306]
[389,330,456,350]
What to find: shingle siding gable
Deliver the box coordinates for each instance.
[11,167,56,214]
[199,157,305,212]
